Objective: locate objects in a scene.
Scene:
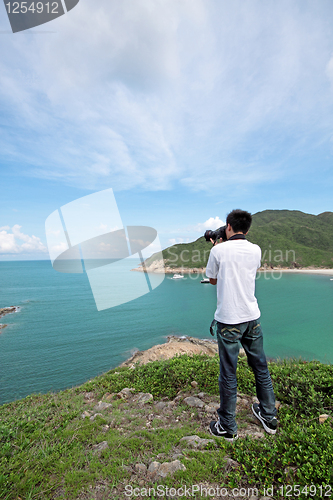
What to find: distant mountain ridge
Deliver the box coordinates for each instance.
[145,210,333,269]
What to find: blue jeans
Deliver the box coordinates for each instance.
[216,318,277,434]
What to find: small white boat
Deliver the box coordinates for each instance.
[172,273,184,279]
[200,278,210,283]
[330,278,333,281]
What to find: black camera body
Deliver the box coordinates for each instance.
[204,225,227,243]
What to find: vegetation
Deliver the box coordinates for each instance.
[145,210,333,268]
[1,354,333,499]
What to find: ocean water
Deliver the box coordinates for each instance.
[0,260,332,405]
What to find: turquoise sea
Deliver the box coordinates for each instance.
[0,260,332,405]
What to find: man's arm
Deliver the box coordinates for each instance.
[206,246,219,285]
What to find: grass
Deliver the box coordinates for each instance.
[1,354,333,499]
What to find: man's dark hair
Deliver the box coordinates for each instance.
[226,209,252,234]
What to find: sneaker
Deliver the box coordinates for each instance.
[209,420,238,442]
[252,403,277,435]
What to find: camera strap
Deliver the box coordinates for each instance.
[228,234,246,241]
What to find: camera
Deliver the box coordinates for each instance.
[204,225,227,243]
[204,226,227,242]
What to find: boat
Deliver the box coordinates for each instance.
[172,273,184,279]
[200,278,210,283]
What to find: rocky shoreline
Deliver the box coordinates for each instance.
[0,306,19,331]
[131,259,206,275]
[120,335,245,368]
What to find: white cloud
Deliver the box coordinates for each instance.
[1,1,333,191]
[194,217,225,232]
[0,231,16,253]
[0,225,48,255]
[49,242,68,257]
[98,223,120,232]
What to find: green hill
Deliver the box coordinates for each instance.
[146,210,333,268]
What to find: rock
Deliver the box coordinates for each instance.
[102,392,111,399]
[180,435,217,450]
[284,466,297,478]
[224,457,240,471]
[0,324,8,331]
[135,463,147,472]
[197,392,206,398]
[102,425,110,432]
[93,401,112,412]
[251,431,265,439]
[120,336,218,368]
[0,307,18,318]
[92,441,109,453]
[319,414,330,423]
[116,388,135,399]
[204,403,219,413]
[191,381,198,388]
[104,394,114,401]
[90,413,103,421]
[157,460,186,477]
[132,392,154,404]
[173,395,184,403]
[154,401,167,410]
[84,392,95,400]
[81,411,91,419]
[148,461,161,474]
[239,424,265,440]
[290,261,301,269]
[183,396,204,408]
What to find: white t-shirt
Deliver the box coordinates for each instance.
[205,238,261,324]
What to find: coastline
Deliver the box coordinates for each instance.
[132,261,333,276]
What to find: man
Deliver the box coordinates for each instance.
[205,209,277,442]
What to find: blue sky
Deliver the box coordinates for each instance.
[1,0,333,260]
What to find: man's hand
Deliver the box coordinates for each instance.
[210,238,223,246]
[210,319,217,336]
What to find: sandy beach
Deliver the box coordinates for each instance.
[258,268,333,276]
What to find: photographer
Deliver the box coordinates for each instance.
[205,209,277,442]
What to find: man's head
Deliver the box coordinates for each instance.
[226,209,252,236]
